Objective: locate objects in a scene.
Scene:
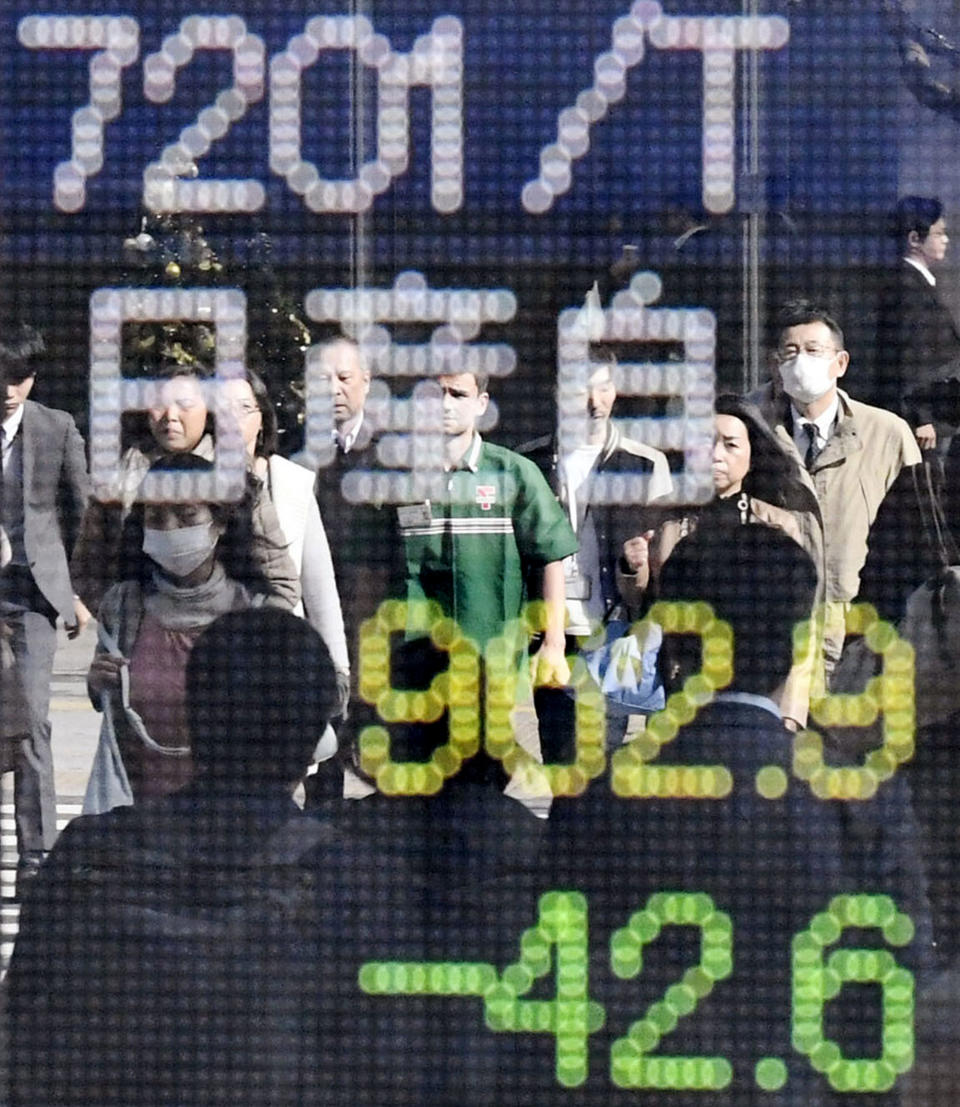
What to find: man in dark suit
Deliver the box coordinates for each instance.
[311,334,400,799]
[877,195,960,451]
[0,323,90,892]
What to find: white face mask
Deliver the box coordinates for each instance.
[143,522,218,577]
[778,352,836,405]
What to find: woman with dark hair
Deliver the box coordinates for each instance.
[621,394,824,726]
[622,394,822,581]
[221,368,350,715]
[84,454,288,804]
[71,361,299,612]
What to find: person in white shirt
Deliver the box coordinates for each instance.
[520,349,673,758]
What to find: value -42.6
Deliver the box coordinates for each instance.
[359,890,915,1094]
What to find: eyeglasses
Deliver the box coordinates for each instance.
[226,402,261,418]
[775,345,838,362]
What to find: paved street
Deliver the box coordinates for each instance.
[0,623,98,959]
[46,620,100,795]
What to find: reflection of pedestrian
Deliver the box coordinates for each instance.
[639,394,823,728]
[86,455,290,803]
[71,361,299,613]
[877,196,960,452]
[311,336,401,799]
[8,609,340,1107]
[520,350,672,760]
[0,324,90,895]
[386,371,577,788]
[751,300,919,676]
[223,369,349,712]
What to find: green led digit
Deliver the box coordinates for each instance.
[793,604,915,800]
[484,605,607,797]
[358,891,605,1089]
[357,599,481,796]
[792,895,915,1092]
[609,892,734,1090]
[484,890,605,1086]
[611,602,735,799]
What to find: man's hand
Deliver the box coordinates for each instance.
[916,423,937,450]
[530,637,571,688]
[67,597,92,640]
[622,530,655,574]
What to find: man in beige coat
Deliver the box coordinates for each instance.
[750,299,921,677]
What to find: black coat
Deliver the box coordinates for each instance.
[7,782,335,1107]
[313,424,403,662]
[876,261,960,426]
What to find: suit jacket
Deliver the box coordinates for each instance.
[15,399,89,623]
[314,421,402,658]
[876,261,960,425]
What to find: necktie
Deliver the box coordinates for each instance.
[802,422,819,470]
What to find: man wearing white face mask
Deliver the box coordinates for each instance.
[749,300,920,677]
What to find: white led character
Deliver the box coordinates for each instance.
[142,16,266,212]
[88,287,248,503]
[557,270,715,506]
[522,2,789,215]
[270,16,463,213]
[302,271,517,500]
[18,15,140,212]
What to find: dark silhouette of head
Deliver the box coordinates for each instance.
[187,608,339,786]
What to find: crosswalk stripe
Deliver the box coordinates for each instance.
[0,796,86,975]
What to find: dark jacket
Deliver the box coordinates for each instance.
[14,399,89,623]
[876,260,960,426]
[519,423,670,619]
[314,421,402,658]
[7,781,336,1107]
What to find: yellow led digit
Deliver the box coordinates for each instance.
[611,602,734,798]
[793,604,915,801]
[484,602,606,797]
[357,599,481,795]
[609,892,734,1090]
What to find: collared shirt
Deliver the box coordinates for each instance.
[791,394,840,459]
[1,402,25,470]
[336,412,365,455]
[904,255,936,287]
[557,443,604,635]
[713,690,782,720]
[397,435,578,648]
[1,403,26,565]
